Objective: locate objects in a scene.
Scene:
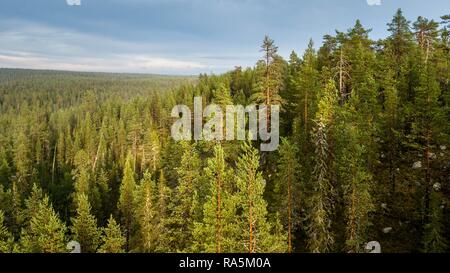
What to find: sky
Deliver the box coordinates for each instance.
[0,0,448,75]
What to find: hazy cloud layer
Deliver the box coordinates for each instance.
[0,0,447,74]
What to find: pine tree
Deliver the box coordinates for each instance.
[98,215,125,253]
[276,138,300,253]
[387,9,413,66]
[118,153,137,251]
[413,16,439,63]
[296,39,320,136]
[71,193,100,253]
[193,144,236,253]
[252,36,284,120]
[235,141,286,253]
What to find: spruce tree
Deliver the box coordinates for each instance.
[0,210,14,253]
[19,196,67,253]
[71,193,100,253]
[308,120,334,253]
[72,149,100,213]
[13,128,32,195]
[423,190,448,253]
[136,170,158,252]
[171,141,202,252]
[141,128,161,173]
[98,215,126,253]
[307,79,339,253]
[118,153,137,251]
[155,170,171,252]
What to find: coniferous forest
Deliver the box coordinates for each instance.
[0,10,449,253]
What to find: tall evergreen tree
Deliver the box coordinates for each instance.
[71,193,100,253]
[308,121,334,253]
[307,79,339,253]
[235,142,286,253]
[193,144,236,253]
[136,170,158,252]
[171,142,202,252]
[339,124,374,253]
[276,138,300,253]
[387,9,413,66]
[252,35,284,124]
[296,39,320,136]
[155,170,171,252]
[118,153,137,251]
[422,190,448,253]
[0,210,14,253]
[98,215,125,253]
[19,196,67,253]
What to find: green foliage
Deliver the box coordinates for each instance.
[0,210,14,253]
[19,196,67,253]
[276,138,301,252]
[71,194,100,253]
[339,125,374,253]
[118,153,137,251]
[235,141,287,253]
[193,144,237,253]
[0,9,449,253]
[98,215,126,253]
[251,36,285,107]
[170,141,203,252]
[423,191,448,253]
[308,121,334,253]
[136,170,158,252]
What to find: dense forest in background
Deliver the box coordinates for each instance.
[0,9,449,253]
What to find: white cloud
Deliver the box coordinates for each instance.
[0,20,209,74]
[366,0,382,6]
[0,53,206,73]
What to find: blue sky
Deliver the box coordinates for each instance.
[0,0,448,75]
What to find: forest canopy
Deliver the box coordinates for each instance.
[0,9,449,253]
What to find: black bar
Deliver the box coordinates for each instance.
[0,253,447,272]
